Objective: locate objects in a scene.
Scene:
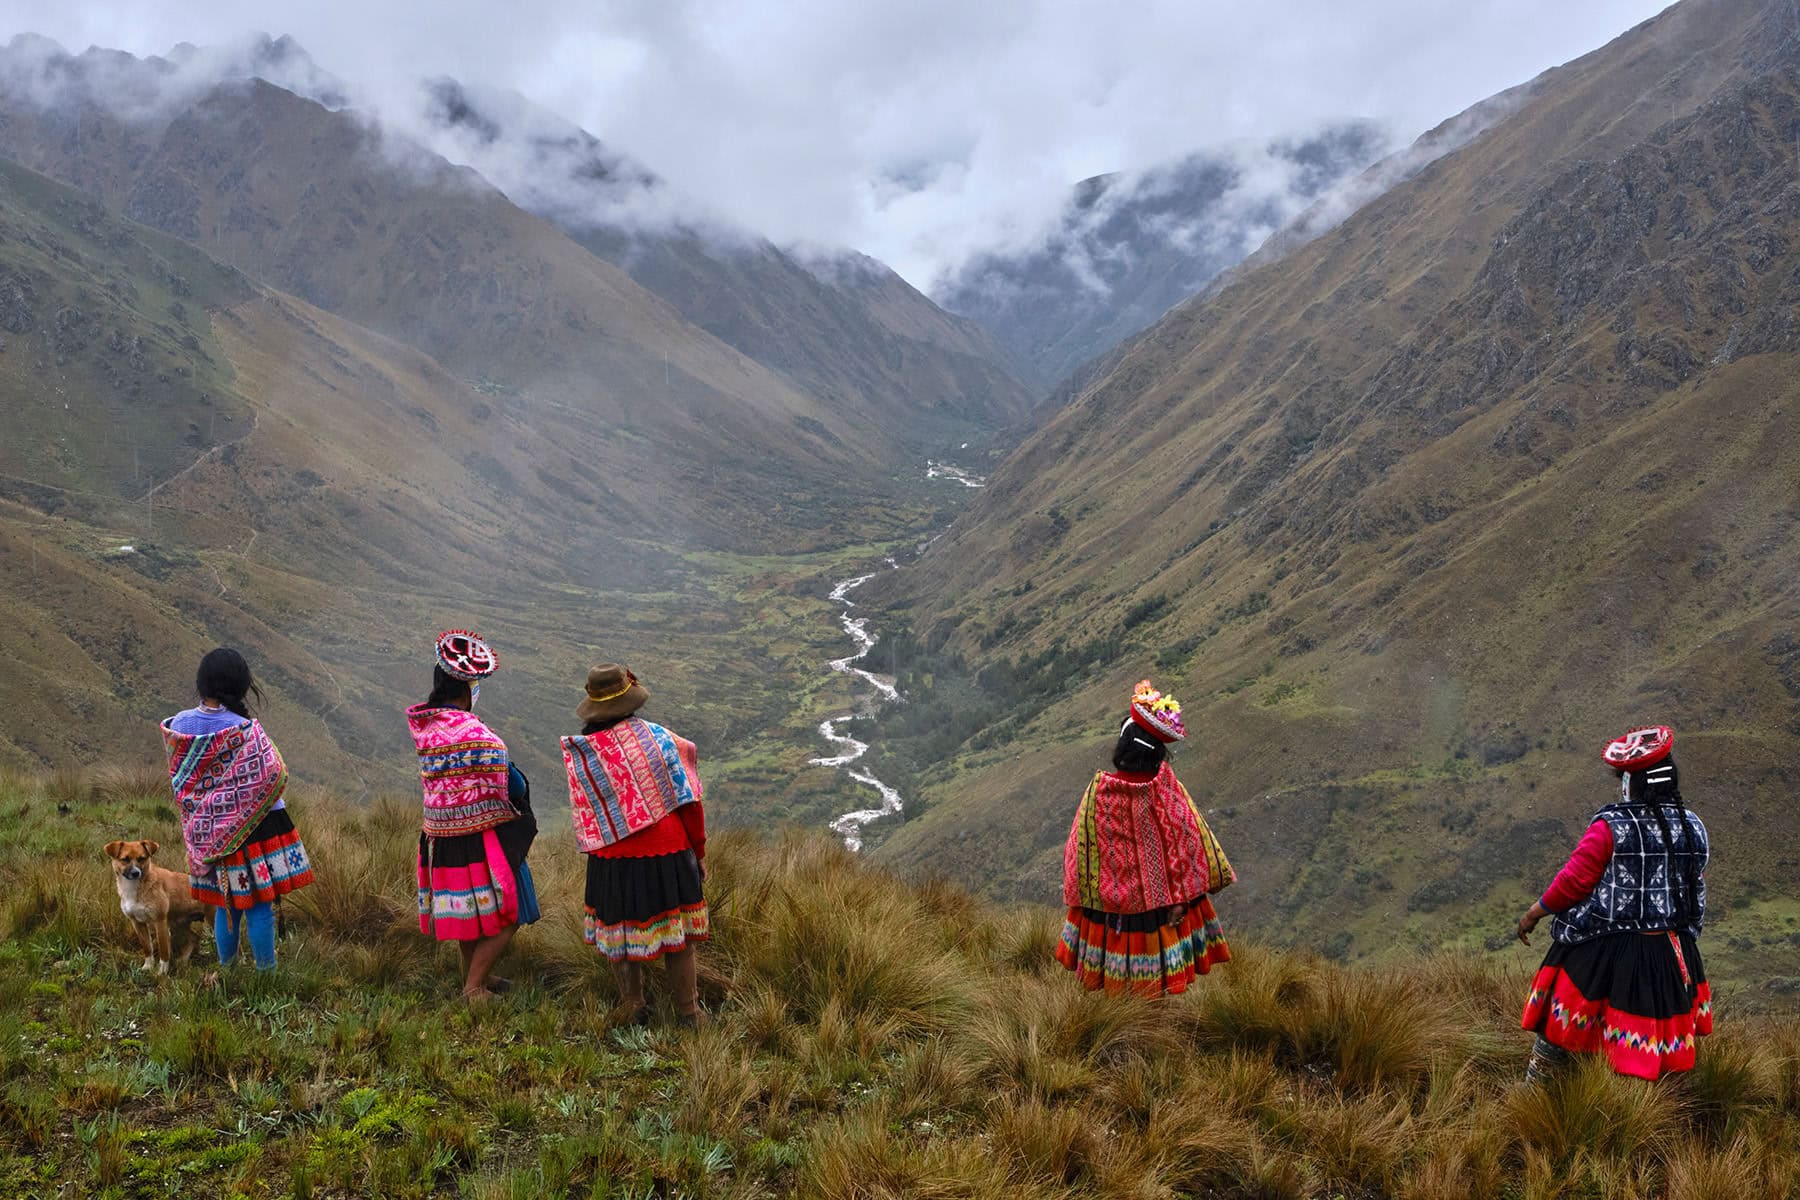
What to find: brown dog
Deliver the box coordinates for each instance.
[104,840,208,975]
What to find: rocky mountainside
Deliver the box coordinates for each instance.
[0,149,931,811]
[0,39,1030,550]
[866,0,1800,990]
[934,124,1391,392]
[417,78,1036,444]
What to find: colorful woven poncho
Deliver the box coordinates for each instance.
[1063,764,1235,913]
[562,718,702,853]
[162,717,288,865]
[407,704,515,838]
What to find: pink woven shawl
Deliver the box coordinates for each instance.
[561,718,702,853]
[163,717,288,865]
[1062,764,1233,913]
[407,704,515,838]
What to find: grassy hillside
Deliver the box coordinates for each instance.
[1,771,1796,1198]
[0,151,964,830]
[0,48,1036,548]
[0,70,867,550]
[859,0,1800,992]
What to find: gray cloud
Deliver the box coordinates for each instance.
[0,0,1673,286]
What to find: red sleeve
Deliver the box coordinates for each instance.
[1540,820,1613,912]
[677,800,706,860]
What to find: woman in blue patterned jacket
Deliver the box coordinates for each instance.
[1514,725,1710,1081]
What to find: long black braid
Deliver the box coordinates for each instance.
[1629,755,1697,928]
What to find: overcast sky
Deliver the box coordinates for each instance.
[1,0,1674,287]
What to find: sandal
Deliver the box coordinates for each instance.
[484,976,515,995]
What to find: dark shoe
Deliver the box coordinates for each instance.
[676,1007,710,1029]
[484,976,515,995]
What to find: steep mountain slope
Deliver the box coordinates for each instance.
[0,153,924,810]
[868,0,1800,987]
[0,45,923,551]
[417,79,1036,440]
[935,124,1390,391]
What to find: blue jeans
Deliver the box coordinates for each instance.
[215,902,277,970]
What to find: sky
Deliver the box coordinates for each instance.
[0,0,1675,288]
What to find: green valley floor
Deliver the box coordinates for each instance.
[0,774,1795,1198]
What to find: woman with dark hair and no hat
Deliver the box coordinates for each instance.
[408,630,539,1003]
[1056,680,1233,996]
[1516,725,1712,1081]
[560,664,710,1026]
[161,648,313,971]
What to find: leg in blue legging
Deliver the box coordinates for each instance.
[214,906,241,966]
[243,902,277,970]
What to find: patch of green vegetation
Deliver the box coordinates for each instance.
[3,776,1793,1196]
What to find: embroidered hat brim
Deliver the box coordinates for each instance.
[436,629,498,681]
[1602,725,1673,770]
[1129,702,1184,743]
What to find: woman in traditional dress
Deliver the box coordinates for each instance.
[561,664,709,1026]
[1056,680,1233,997]
[408,630,539,1002]
[162,647,313,971]
[1516,725,1711,1082]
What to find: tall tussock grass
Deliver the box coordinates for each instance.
[3,777,1799,1196]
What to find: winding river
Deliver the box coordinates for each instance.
[815,459,985,850]
[813,561,905,852]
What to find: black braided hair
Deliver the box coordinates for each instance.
[1630,755,1696,927]
[421,665,471,710]
[195,647,262,719]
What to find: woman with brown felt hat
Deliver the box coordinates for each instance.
[560,664,710,1026]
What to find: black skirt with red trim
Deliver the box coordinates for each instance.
[1520,929,1712,1079]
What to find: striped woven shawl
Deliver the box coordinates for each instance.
[1063,764,1234,913]
[407,704,515,838]
[162,717,288,865]
[562,718,702,852]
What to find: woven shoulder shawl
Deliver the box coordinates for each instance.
[162,717,288,865]
[1063,764,1235,913]
[407,704,515,838]
[562,718,702,853]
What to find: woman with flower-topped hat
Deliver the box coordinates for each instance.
[1056,680,1233,996]
[1516,725,1711,1082]
[162,647,314,972]
[409,630,539,1002]
[561,664,710,1026]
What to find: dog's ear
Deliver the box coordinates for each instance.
[143,840,160,857]
[104,840,125,859]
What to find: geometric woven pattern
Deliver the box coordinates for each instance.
[1063,764,1231,913]
[162,717,288,865]
[407,704,516,838]
[1551,801,1708,945]
[562,719,702,853]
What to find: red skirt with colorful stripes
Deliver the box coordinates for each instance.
[1056,895,1230,997]
[1522,928,1712,1080]
[418,826,523,942]
[188,809,314,910]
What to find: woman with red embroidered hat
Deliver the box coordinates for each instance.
[1056,680,1234,997]
[408,630,539,1003]
[561,663,710,1026]
[1516,725,1711,1082]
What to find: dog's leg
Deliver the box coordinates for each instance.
[135,920,156,972]
[154,920,172,976]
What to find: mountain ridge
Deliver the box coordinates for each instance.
[861,0,1800,991]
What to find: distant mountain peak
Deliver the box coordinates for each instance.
[936,121,1393,390]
